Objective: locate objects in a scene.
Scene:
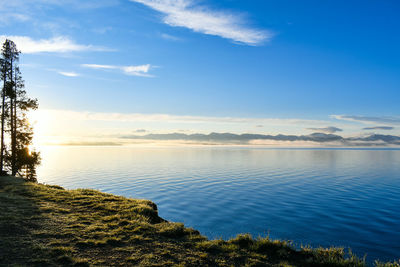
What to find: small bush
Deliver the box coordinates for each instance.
[159,223,186,238]
[229,234,254,249]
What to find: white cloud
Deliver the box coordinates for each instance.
[130,0,271,45]
[81,64,118,70]
[121,64,151,76]
[331,115,400,125]
[82,63,153,77]
[58,71,80,77]
[0,35,110,54]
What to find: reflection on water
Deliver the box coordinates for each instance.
[37,146,400,262]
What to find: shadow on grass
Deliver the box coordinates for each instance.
[0,176,88,266]
[0,176,46,264]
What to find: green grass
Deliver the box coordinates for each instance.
[0,176,397,266]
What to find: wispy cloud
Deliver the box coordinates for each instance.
[34,109,328,126]
[82,63,153,77]
[160,33,182,41]
[0,0,120,10]
[0,13,30,23]
[81,64,116,70]
[58,71,80,77]
[0,35,110,54]
[93,26,113,34]
[130,0,271,45]
[363,126,394,131]
[306,126,342,134]
[332,115,400,125]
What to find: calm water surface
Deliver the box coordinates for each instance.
[37,146,400,262]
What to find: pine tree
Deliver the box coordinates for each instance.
[0,40,11,175]
[0,39,40,181]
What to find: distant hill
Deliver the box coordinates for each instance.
[348,134,400,145]
[121,132,344,143]
[121,132,400,146]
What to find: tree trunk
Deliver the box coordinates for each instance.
[12,68,17,176]
[10,58,15,176]
[0,64,6,173]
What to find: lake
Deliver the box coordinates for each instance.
[37,146,400,263]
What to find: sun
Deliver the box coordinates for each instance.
[27,109,53,149]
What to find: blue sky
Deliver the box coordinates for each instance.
[1,0,400,145]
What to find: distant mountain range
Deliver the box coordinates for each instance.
[121,132,400,146]
[347,134,400,145]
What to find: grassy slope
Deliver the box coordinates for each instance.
[0,176,398,267]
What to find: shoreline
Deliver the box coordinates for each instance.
[1,176,398,266]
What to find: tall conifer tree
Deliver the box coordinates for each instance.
[0,39,40,180]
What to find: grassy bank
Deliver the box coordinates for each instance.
[0,176,398,266]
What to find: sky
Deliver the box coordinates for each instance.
[1,0,400,146]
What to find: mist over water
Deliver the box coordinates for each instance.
[37,146,400,262]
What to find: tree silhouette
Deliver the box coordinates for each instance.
[0,39,40,181]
